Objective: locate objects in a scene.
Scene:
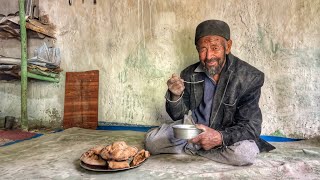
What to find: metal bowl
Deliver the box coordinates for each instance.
[172,124,202,139]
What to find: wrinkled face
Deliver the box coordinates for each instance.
[196,35,232,76]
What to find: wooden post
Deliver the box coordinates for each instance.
[19,0,28,131]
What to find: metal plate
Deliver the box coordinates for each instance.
[80,159,147,172]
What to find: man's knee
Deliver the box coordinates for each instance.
[144,123,187,155]
[229,140,259,166]
[144,128,161,155]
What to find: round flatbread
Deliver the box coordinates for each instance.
[91,145,105,154]
[130,149,150,166]
[80,150,106,166]
[107,160,130,169]
[100,141,138,161]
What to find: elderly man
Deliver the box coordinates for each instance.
[145,20,275,166]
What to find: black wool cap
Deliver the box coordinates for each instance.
[195,20,230,45]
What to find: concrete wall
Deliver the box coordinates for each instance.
[0,0,319,138]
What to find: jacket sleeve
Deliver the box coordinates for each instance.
[165,70,191,120]
[165,89,190,120]
[219,73,264,146]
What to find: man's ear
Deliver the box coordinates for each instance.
[226,39,232,54]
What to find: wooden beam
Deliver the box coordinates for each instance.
[8,16,56,39]
[26,19,56,39]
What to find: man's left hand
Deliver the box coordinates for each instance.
[191,124,222,150]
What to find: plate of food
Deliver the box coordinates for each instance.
[79,141,150,172]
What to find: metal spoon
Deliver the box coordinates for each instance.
[182,80,204,84]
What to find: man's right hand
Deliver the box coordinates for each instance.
[167,74,185,101]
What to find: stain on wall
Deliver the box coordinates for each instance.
[0,0,319,138]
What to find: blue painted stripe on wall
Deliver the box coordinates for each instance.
[96,125,158,132]
[97,126,303,142]
[260,135,303,142]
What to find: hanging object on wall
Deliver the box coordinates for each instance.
[26,0,39,19]
[63,70,99,129]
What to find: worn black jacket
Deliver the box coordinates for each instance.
[166,54,275,152]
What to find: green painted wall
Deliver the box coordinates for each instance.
[0,0,319,138]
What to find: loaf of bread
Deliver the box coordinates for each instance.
[100,141,138,161]
[107,160,130,169]
[80,149,106,166]
[80,141,150,169]
[130,149,150,166]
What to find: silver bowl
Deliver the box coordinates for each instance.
[172,124,202,139]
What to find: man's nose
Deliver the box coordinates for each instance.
[206,49,213,60]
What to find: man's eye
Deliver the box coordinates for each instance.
[212,46,219,50]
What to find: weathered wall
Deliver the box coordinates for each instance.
[0,0,319,138]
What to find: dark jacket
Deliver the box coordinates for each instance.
[166,54,275,152]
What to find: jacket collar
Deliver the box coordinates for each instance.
[194,63,205,73]
[221,53,235,74]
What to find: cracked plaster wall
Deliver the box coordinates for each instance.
[0,0,319,138]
